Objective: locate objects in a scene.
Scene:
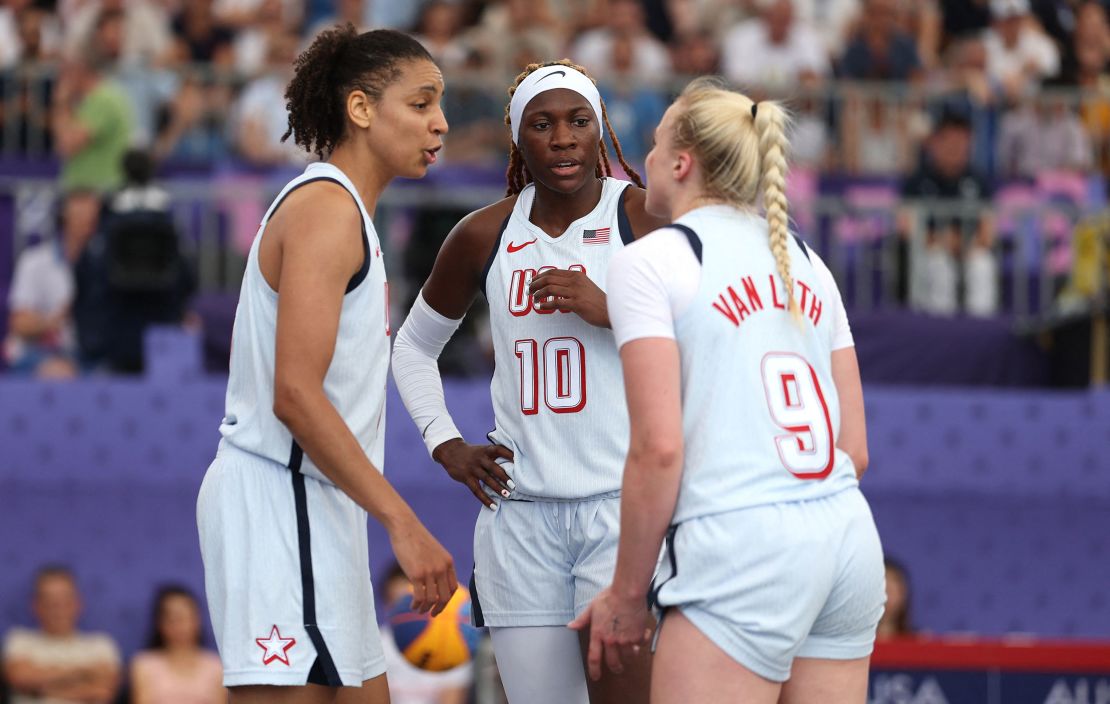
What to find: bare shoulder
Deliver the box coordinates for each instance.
[268,180,362,239]
[621,186,670,238]
[421,195,518,318]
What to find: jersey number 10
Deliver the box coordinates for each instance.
[760,353,835,479]
[515,337,586,415]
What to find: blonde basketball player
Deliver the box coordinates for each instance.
[572,79,885,703]
[392,61,667,704]
[196,25,455,704]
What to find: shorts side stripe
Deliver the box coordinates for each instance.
[292,469,343,686]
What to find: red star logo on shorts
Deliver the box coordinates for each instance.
[255,625,296,666]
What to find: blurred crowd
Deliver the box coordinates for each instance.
[0,0,1107,173]
[3,0,1110,378]
[0,564,504,704]
[1,559,914,703]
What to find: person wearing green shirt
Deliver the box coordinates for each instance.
[52,52,134,193]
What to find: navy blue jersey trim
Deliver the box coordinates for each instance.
[345,224,372,293]
[617,186,635,245]
[667,224,703,263]
[479,213,513,300]
[793,234,811,262]
[291,469,343,686]
[268,176,370,295]
[468,573,486,628]
[288,441,304,471]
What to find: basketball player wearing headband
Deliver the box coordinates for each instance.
[392,61,667,703]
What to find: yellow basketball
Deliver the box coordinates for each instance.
[388,587,481,671]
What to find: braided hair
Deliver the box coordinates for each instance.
[503,59,644,196]
[671,78,800,320]
[282,24,434,159]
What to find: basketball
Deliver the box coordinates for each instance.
[388,586,481,672]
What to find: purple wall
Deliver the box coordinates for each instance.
[1,340,1108,658]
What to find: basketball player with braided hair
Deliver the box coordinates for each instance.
[572,78,884,702]
[197,25,456,703]
[392,60,666,703]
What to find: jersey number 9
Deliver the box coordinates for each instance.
[760,353,835,479]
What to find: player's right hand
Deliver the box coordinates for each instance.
[432,438,515,509]
[388,518,457,616]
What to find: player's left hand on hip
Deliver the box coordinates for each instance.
[568,587,651,681]
[529,269,610,328]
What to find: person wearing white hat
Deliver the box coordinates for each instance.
[983,0,1060,97]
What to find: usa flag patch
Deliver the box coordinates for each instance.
[583,227,610,245]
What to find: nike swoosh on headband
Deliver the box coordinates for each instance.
[537,70,566,82]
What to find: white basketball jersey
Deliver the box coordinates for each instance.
[220,162,390,484]
[483,178,634,499]
[669,208,858,523]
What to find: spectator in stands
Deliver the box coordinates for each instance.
[1066,2,1110,173]
[307,0,371,38]
[413,1,469,71]
[168,0,235,67]
[465,0,563,83]
[571,0,672,85]
[940,0,992,40]
[3,190,100,378]
[64,0,172,68]
[89,7,177,148]
[597,33,668,165]
[231,29,306,165]
[378,562,474,704]
[130,586,223,704]
[876,558,915,639]
[214,0,302,31]
[983,0,1061,99]
[720,0,829,95]
[230,0,295,78]
[76,149,195,373]
[790,0,862,57]
[669,28,720,81]
[1,565,121,703]
[436,48,506,165]
[839,0,923,82]
[152,76,232,164]
[0,0,60,68]
[900,108,996,315]
[0,3,60,156]
[51,44,134,193]
[837,0,923,174]
[997,93,1093,178]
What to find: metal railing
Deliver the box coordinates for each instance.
[3,177,1106,326]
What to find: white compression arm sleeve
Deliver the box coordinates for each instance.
[392,292,466,457]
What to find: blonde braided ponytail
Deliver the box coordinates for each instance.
[753,101,800,320]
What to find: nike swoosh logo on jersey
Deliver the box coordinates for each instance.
[507,239,538,253]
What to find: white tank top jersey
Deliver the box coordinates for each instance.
[482,177,636,500]
[607,205,859,523]
[219,162,390,485]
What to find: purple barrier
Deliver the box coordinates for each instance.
[1,369,1108,657]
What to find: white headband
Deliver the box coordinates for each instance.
[508,65,603,144]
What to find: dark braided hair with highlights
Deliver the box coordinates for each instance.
[504,60,644,196]
[282,24,434,160]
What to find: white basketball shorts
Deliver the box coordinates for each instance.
[196,440,386,687]
[651,487,885,682]
[469,494,622,627]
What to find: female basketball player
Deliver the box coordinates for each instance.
[196,26,456,704]
[572,79,885,703]
[391,61,667,704]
